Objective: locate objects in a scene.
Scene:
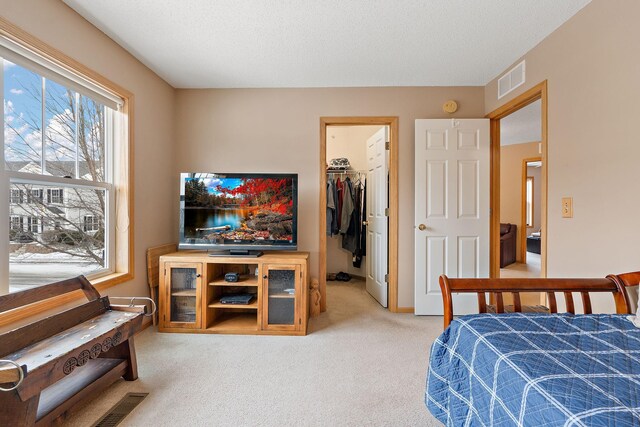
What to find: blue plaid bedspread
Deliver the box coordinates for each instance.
[426,313,640,426]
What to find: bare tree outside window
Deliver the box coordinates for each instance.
[4,59,110,291]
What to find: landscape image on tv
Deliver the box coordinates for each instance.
[182,174,295,244]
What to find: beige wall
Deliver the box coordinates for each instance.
[1,1,177,298]
[486,0,640,311]
[175,87,485,307]
[326,126,379,171]
[325,125,381,278]
[500,142,540,262]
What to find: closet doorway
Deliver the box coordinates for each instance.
[319,117,399,313]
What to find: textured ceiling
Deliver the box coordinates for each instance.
[62,0,591,88]
[500,99,542,146]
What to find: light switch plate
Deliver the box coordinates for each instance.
[561,197,573,218]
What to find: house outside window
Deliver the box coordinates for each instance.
[9,216,23,231]
[27,216,41,233]
[83,215,101,232]
[47,189,64,205]
[2,34,130,294]
[29,189,43,204]
[10,189,23,204]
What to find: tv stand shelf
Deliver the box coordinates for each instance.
[208,275,259,286]
[159,251,309,336]
[208,298,259,309]
[172,289,197,297]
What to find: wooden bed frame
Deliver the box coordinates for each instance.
[439,274,636,329]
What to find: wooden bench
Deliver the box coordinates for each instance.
[439,275,630,329]
[0,276,148,426]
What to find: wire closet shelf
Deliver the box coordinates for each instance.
[326,169,367,176]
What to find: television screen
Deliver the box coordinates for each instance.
[179,173,297,251]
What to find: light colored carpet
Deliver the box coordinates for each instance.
[62,280,442,426]
[500,251,541,279]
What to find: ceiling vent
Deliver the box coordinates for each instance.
[498,60,526,99]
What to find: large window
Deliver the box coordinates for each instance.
[1,37,127,294]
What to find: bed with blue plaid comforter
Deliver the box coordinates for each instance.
[426,313,640,426]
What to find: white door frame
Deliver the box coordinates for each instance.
[319,117,400,313]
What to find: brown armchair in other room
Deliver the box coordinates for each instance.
[500,223,517,268]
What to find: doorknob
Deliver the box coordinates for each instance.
[362,221,369,226]
[418,224,427,231]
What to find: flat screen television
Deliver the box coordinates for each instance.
[178,173,298,255]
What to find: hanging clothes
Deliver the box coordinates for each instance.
[340,177,354,235]
[325,173,367,267]
[341,178,358,253]
[331,178,339,235]
[326,180,335,236]
[352,177,364,268]
[335,177,344,231]
[359,178,367,257]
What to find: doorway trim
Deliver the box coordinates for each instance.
[521,157,541,265]
[487,80,548,278]
[319,117,399,313]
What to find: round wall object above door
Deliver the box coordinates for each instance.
[443,100,458,114]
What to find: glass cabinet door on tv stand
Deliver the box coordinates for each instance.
[164,262,202,329]
[262,264,301,331]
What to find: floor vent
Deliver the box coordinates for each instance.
[91,392,148,427]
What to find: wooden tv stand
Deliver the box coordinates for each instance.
[158,251,309,336]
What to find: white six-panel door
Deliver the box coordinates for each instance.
[414,119,490,315]
[366,127,388,307]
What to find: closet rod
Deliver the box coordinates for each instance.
[326,170,367,175]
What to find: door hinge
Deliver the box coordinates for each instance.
[384,274,389,283]
[385,141,390,150]
[384,208,389,216]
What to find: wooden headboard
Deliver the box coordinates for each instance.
[439,275,630,329]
